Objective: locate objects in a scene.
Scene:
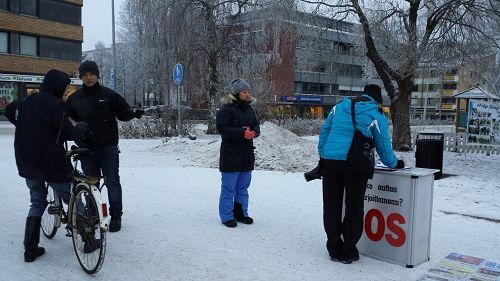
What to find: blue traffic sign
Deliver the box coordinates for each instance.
[173,63,183,85]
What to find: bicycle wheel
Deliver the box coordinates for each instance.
[41,184,58,239]
[70,184,106,274]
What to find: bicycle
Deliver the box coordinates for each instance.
[40,145,109,274]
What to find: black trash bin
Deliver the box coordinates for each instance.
[415,132,444,179]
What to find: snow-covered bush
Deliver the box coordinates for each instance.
[119,116,194,138]
[269,118,324,136]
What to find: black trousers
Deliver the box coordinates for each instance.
[322,159,368,259]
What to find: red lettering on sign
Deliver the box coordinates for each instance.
[385,213,406,247]
[364,209,407,247]
[364,209,385,242]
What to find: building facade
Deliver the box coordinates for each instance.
[232,10,380,119]
[0,0,83,116]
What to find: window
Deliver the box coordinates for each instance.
[20,35,37,56]
[0,0,8,11]
[40,37,81,61]
[20,0,38,16]
[0,32,7,53]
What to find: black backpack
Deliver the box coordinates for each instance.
[347,99,375,179]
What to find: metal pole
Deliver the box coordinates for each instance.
[112,0,117,91]
[177,85,181,136]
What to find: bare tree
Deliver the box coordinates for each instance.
[299,0,500,150]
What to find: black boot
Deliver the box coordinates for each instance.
[24,217,45,262]
[223,219,237,228]
[109,215,122,232]
[233,202,253,224]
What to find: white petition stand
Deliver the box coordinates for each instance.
[358,167,439,268]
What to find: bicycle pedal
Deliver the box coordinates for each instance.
[48,206,62,215]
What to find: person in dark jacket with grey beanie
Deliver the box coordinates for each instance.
[216,78,260,228]
[66,60,144,232]
[10,69,75,262]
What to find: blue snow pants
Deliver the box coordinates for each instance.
[219,172,252,223]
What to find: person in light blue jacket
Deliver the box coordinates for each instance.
[318,84,404,264]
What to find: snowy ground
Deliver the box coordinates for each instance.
[0,121,499,281]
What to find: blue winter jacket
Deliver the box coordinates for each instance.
[318,94,398,168]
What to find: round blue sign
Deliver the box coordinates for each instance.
[173,63,183,85]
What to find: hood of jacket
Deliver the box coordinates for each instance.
[220,94,257,105]
[40,69,71,99]
[339,95,379,116]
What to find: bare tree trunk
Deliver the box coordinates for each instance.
[391,79,412,151]
[206,1,219,134]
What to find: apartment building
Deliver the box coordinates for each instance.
[0,0,83,116]
[232,10,378,119]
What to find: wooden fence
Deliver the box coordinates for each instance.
[410,132,500,155]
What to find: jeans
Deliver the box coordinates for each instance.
[219,172,252,223]
[25,179,71,218]
[81,145,122,216]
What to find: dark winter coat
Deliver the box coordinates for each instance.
[13,70,74,183]
[66,82,136,148]
[216,95,260,172]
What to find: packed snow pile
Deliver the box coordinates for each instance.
[153,121,318,172]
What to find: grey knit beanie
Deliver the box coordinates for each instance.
[230,78,250,97]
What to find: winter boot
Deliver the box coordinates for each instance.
[223,219,237,228]
[233,202,253,224]
[24,217,45,262]
[340,247,360,264]
[109,215,122,232]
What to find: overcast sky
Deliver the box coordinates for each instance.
[82,0,125,51]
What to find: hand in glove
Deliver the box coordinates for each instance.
[134,109,144,119]
[73,122,96,149]
[395,159,405,169]
[244,128,256,140]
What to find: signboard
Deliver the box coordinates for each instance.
[467,100,500,145]
[358,168,436,267]
[0,74,82,85]
[173,63,183,85]
[0,85,17,114]
[281,95,323,103]
[110,69,116,90]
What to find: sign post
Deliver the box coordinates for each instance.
[173,63,183,136]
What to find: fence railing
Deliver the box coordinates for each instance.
[410,132,500,155]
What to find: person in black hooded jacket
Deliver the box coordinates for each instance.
[10,69,74,262]
[216,78,260,228]
[66,60,144,232]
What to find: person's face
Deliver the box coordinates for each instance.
[239,90,251,101]
[81,72,98,87]
[62,85,75,101]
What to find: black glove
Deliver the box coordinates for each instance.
[395,159,405,169]
[134,109,144,119]
[73,122,95,149]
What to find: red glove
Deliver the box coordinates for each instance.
[244,129,256,139]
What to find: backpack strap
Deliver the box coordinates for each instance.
[350,99,356,130]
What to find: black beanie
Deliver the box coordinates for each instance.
[79,60,100,78]
[364,84,383,104]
